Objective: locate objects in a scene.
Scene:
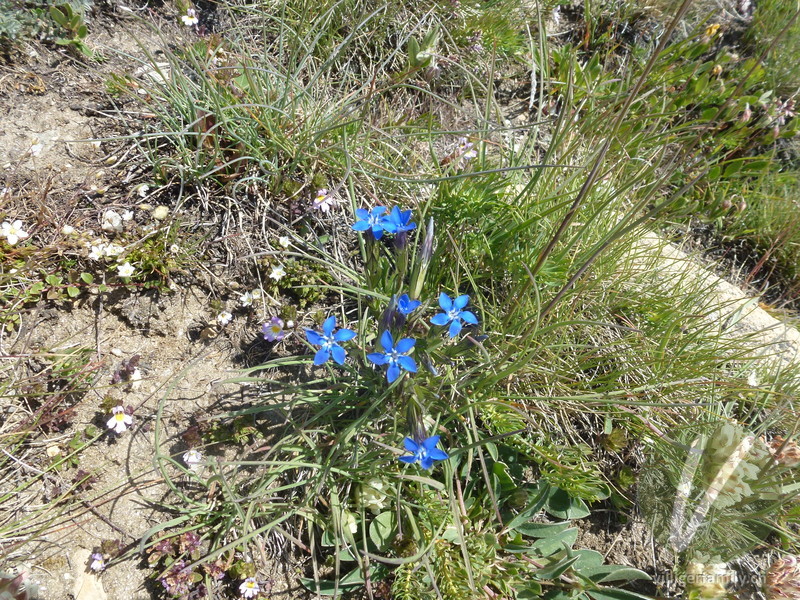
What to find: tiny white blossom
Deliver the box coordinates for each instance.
[312,188,337,212]
[61,224,76,235]
[105,243,124,258]
[240,291,254,307]
[250,289,262,300]
[129,367,142,390]
[88,244,105,261]
[183,449,203,467]
[152,205,170,221]
[136,184,150,198]
[239,577,259,598]
[89,553,105,572]
[217,311,233,326]
[107,406,133,434]
[269,265,286,281]
[101,210,123,232]
[181,9,199,26]
[0,220,29,245]
[117,262,135,278]
[121,210,134,221]
[747,371,759,387]
[278,236,290,248]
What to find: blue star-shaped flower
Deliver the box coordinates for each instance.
[430,292,478,337]
[384,206,416,234]
[396,293,421,315]
[352,206,395,240]
[399,435,449,470]
[367,330,417,383]
[305,315,356,365]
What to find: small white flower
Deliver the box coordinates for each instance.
[747,371,759,387]
[88,244,105,261]
[250,289,262,300]
[129,367,142,390]
[107,406,133,434]
[29,143,43,157]
[101,210,123,232]
[183,449,203,469]
[152,205,170,221]
[181,9,199,26]
[278,236,290,248]
[240,291,254,307]
[105,243,124,258]
[117,262,135,278]
[121,210,134,221]
[0,220,29,245]
[136,184,150,198]
[170,244,180,254]
[89,553,105,572]
[61,224,76,235]
[312,188,337,213]
[269,265,286,281]
[239,577,260,599]
[217,311,233,326]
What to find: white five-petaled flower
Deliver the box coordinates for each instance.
[217,311,233,326]
[105,243,124,258]
[239,577,260,598]
[312,189,337,212]
[61,224,76,236]
[107,406,133,434]
[240,291,254,307]
[182,449,203,469]
[269,265,286,281]
[181,8,199,26]
[89,553,105,572]
[277,236,290,248]
[101,210,123,233]
[117,262,135,278]
[1,220,29,245]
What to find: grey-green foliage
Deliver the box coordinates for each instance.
[0,0,92,47]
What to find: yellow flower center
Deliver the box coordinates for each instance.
[115,413,125,422]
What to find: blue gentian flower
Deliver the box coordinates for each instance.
[399,435,449,470]
[352,206,395,240]
[430,292,478,337]
[305,316,356,365]
[367,330,417,383]
[396,293,421,315]
[385,207,416,234]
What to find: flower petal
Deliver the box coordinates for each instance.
[372,225,384,240]
[460,310,478,325]
[454,294,470,309]
[422,436,441,451]
[430,313,450,326]
[399,455,417,464]
[448,319,463,337]
[438,292,453,311]
[334,328,356,342]
[397,355,417,373]
[420,456,434,470]
[380,330,394,353]
[429,448,449,461]
[313,348,331,365]
[395,337,415,354]
[367,352,389,365]
[387,363,400,383]
[352,221,370,231]
[355,208,370,220]
[323,315,336,336]
[403,437,420,452]
[305,329,324,346]
[330,344,347,365]
[106,416,117,429]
